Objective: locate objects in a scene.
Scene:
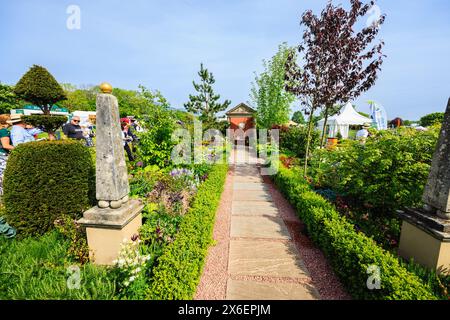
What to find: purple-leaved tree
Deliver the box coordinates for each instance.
[285,0,386,176]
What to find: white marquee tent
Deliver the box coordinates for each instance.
[317,102,372,139]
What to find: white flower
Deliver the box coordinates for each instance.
[129,276,136,282]
[124,281,130,287]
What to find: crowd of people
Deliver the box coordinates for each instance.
[0,113,143,196]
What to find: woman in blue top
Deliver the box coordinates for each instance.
[0,115,15,195]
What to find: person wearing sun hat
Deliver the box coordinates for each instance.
[8,114,43,146]
[356,122,372,144]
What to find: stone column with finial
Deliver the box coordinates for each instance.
[78,83,143,265]
[398,98,450,274]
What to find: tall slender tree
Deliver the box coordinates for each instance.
[285,0,386,174]
[184,63,231,128]
[251,43,296,129]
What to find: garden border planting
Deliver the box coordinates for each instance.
[274,165,438,300]
[148,164,228,299]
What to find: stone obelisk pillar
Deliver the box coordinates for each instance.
[78,83,143,265]
[398,98,450,274]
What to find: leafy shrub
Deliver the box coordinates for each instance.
[0,231,117,300]
[148,164,228,299]
[3,140,95,238]
[54,215,89,264]
[276,125,320,159]
[274,165,438,300]
[420,112,445,127]
[136,106,177,168]
[309,127,439,213]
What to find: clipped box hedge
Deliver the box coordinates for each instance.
[148,164,228,300]
[274,165,437,300]
[3,140,95,238]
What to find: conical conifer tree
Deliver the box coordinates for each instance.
[184,63,231,128]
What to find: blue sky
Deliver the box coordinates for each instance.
[1,0,449,120]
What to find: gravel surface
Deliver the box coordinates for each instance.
[194,167,234,300]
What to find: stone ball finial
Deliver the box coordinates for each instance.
[100,82,113,94]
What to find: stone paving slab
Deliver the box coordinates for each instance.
[232,201,279,216]
[233,190,273,202]
[232,208,279,217]
[233,183,268,191]
[229,240,310,278]
[234,170,261,177]
[231,216,291,240]
[233,176,264,183]
[226,279,319,300]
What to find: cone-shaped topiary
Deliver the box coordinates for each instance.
[14,65,66,115]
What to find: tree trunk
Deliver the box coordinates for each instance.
[320,104,331,148]
[303,108,315,177]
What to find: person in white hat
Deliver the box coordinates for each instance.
[356,122,371,144]
[8,114,43,146]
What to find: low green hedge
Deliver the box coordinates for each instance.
[3,140,95,238]
[274,165,437,300]
[148,164,228,299]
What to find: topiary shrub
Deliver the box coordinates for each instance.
[22,114,68,136]
[14,65,67,140]
[3,140,95,238]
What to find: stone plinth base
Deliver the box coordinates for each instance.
[398,208,450,274]
[78,199,144,265]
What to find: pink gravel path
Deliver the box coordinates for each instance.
[194,167,234,300]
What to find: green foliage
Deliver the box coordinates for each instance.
[59,88,97,112]
[420,112,445,127]
[137,106,177,168]
[278,125,320,159]
[54,215,89,264]
[184,63,231,128]
[0,231,117,299]
[309,127,440,213]
[0,83,24,114]
[3,140,95,238]
[251,43,296,129]
[14,65,66,114]
[148,164,228,299]
[291,111,306,125]
[58,84,170,116]
[274,166,438,300]
[22,115,68,134]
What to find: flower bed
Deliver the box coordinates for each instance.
[148,163,228,299]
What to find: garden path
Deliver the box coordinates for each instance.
[195,146,349,300]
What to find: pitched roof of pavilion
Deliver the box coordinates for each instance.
[225,103,256,116]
